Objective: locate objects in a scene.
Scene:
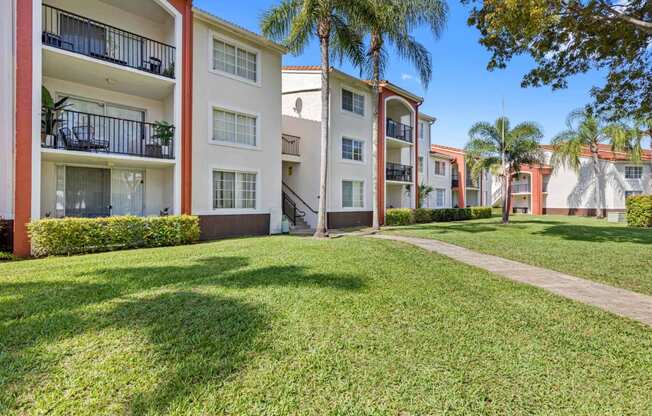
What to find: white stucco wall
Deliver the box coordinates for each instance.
[282,72,375,215]
[192,17,283,234]
[0,0,15,220]
[425,156,452,208]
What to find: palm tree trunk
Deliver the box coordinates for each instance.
[314,31,330,238]
[371,34,381,230]
[590,145,604,219]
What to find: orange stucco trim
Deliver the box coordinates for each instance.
[14,0,33,257]
[514,164,550,215]
[169,0,193,214]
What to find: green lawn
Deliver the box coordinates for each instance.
[1,236,651,415]
[384,215,652,295]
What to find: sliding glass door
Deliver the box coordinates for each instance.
[111,169,145,216]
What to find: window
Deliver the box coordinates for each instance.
[213,170,257,209]
[342,180,364,208]
[625,166,643,179]
[342,89,365,116]
[342,138,363,162]
[419,122,426,140]
[213,38,257,82]
[212,108,257,146]
[418,156,424,174]
[435,188,446,208]
[434,161,446,176]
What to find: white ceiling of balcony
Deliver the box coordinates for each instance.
[98,0,172,24]
[43,47,175,100]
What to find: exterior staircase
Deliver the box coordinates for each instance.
[289,216,313,235]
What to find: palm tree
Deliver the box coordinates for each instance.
[550,109,634,219]
[465,117,544,224]
[262,0,364,238]
[355,0,448,229]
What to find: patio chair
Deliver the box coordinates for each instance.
[57,127,87,150]
[71,126,110,151]
[142,57,162,75]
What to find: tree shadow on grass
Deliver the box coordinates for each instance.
[0,259,365,412]
[535,225,652,244]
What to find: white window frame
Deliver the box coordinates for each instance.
[434,160,446,176]
[625,166,643,180]
[210,167,261,213]
[341,137,365,164]
[419,121,426,141]
[435,188,446,208]
[341,179,365,210]
[209,31,262,87]
[209,103,261,150]
[340,87,366,117]
[418,156,424,174]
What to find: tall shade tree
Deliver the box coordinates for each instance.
[465,117,544,224]
[550,109,636,219]
[261,0,364,238]
[355,0,448,229]
[463,0,652,120]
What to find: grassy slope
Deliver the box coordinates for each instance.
[385,215,652,295]
[1,236,651,415]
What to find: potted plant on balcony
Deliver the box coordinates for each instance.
[148,120,174,158]
[41,87,69,147]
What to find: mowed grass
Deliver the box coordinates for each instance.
[1,236,651,415]
[384,215,652,295]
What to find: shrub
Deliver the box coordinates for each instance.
[470,206,493,219]
[385,208,414,226]
[626,195,652,228]
[28,215,200,257]
[414,208,434,223]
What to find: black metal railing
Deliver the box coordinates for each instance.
[282,134,300,156]
[282,192,306,225]
[386,162,413,182]
[386,119,413,143]
[451,178,459,188]
[42,109,174,159]
[42,4,176,78]
[511,183,531,193]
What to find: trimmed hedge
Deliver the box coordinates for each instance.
[28,215,200,257]
[385,208,414,226]
[386,206,493,226]
[626,195,652,228]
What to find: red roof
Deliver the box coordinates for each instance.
[541,144,651,161]
[282,65,322,71]
[431,144,465,154]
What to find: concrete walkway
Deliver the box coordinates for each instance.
[371,234,652,326]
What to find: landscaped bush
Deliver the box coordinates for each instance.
[470,206,493,219]
[626,195,652,228]
[385,208,415,226]
[28,215,200,257]
[414,208,434,223]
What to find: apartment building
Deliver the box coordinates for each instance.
[2,1,285,256]
[281,67,423,229]
[429,144,492,208]
[493,145,652,215]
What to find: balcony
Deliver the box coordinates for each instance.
[42,4,175,79]
[511,183,531,193]
[386,162,412,183]
[42,110,174,160]
[282,134,300,156]
[451,177,459,188]
[386,119,413,143]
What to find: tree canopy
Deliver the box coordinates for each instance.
[463,0,652,120]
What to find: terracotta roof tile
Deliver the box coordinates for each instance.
[282,65,322,71]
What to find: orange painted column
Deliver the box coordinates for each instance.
[456,155,466,208]
[531,167,543,215]
[377,89,386,225]
[14,0,33,257]
[414,105,419,208]
[170,0,193,215]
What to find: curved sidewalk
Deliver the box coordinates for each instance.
[371,234,652,327]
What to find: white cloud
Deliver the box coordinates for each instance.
[401,73,414,81]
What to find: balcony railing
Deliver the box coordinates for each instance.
[386,162,413,182]
[42,109,174,159]
[511,183,531,193]
[386,119,413,143]
[282,134,300,156]
[451,178,459,188]
[42,4,175,78]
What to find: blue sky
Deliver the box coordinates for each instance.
[195,0,604,148]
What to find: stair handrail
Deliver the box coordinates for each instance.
[282,181,318,214]
[282,191,306,225]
